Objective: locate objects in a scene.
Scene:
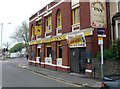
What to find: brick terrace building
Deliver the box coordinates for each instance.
[29,0,110,75]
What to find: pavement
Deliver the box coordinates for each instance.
[17,60,102,88]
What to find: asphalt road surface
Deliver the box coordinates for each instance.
[2,58,82,87]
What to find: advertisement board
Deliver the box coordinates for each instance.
[90,0,107,28]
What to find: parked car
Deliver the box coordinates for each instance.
[100,74,120,89]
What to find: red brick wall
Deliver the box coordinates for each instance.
[104,2,110,48]
[52,2,72,35]
[29,1,110,67]
[62,40,69,66]
[80,2,91,29]
[41,43,45,63]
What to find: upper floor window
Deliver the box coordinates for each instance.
[32,25,35,37]
[118,0,120,12]
[35,20,42,35]
[118,23,120,39]
[45,15,52,33]
[57,10,62,28]
[72,7,80,25]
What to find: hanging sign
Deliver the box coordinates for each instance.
[90,0,106,28]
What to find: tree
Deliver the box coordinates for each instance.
[9,43,25,53]
[10,20,29,52]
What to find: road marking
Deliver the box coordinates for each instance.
[18,64,27,68]
[0,61,9,62]
[21,67,83,87]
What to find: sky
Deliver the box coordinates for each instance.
[0,0,53,48]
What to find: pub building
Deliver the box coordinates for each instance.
[29,0,109,77]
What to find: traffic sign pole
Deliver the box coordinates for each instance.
[100,43,104,79]
[97,28,105,79]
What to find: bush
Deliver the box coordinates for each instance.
[96,39,120,60]
[111,39,120,60]
[96,49,113,60]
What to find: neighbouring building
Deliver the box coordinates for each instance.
[29,0,110,76]
[110,0,120,42]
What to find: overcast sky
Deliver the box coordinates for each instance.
[0,0,53,48]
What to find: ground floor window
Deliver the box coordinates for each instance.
[57,41,62,58]
[45,43,52,57]
[37,48,41,57]
[58,46,62,58]
[46,47,52,57]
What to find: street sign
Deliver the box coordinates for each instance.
[98,37,103,45]
[97,28,105,35]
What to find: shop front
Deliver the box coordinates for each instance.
[29,28,94,72]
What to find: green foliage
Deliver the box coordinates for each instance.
[96,49,113,60]
[9,43,25,53]
[111,39,120,60]
[96,39,120,60]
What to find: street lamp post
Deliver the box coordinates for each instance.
[0,23,3,50]
[0,23,11,59]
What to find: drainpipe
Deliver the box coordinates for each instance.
[106,1,112,46]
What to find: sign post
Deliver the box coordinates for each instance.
[90,0,107,79]
[98,37,104,79]
[97,29,106,79]
[100,41,103,79]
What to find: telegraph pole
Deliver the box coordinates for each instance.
[0,23,3,50]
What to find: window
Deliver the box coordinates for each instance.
[32,25,35,37]
[58,46,62,58]
[45,43,52,57]
[46,15,52,32]
[57,10,62,28]
[35,20,42,35]
[118,1,120,12]
[72,7,80,24]
[46,47,52,57]
[37,48,41,57]
[57,42,62,58]
[118,23,120,39]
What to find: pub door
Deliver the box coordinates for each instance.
[70,47,86,73]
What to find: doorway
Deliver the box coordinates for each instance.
[70,47,86,73]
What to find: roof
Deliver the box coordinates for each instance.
[113,12,120,19]
[112,12,120,26]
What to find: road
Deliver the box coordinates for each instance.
[2,58,82,87]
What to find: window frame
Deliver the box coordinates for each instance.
[45,43,52,57]
[46,47,52,57]
[36,20,42,36]
[45,15,52,32]
[72,7,80,25]
[37,48,41,57]
[57,10,62,28]
[32,26,35,37]
[57,42,62,58]
[118,1,120,12]
[118,23,120,39]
